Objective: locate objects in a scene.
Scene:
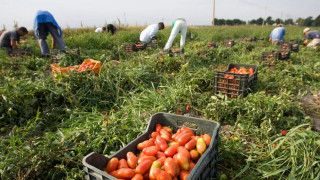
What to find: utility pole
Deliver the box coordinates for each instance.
[212,0,215,26]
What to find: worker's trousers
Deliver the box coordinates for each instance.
[164,20,187,50]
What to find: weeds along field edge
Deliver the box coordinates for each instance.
[0,26,320,179]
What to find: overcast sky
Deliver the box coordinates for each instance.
[1,0,319,29]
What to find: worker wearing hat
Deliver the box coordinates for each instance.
[95,27,107,33]
[269,24,286,45]
[302,28,320,50]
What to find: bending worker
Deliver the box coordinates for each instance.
[269,24,286,45]
[164,18,187,51]
[139,22,165,43]
[95,27,106,33]
[302,28,320,50]
[34,10,66,56]
[107,24,117,35]
[0,27,28,50]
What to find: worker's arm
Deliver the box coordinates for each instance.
[11,39,18,49]
[51,38,56,49]
[269,37,272,42]
[302,39,309,46]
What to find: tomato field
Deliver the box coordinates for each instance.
[1,25,320,179]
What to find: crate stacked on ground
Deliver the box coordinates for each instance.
[51,59,101,77]
[6,48,31,57]
[124,43,147,54]
[167,48,184,57]
[214,63,258,98]
[289,39,301,52]
[273,50,291,60]
[261,51,278,68]
[239,37,256,42]
[82,113,220,180]
[207,42,218,48]
[124,40,158,54]
[50,48,80,64]
[224,40,235,48]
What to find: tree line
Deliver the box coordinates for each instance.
[214,15,320,26]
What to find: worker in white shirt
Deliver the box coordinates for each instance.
[164,18,187,51]
[95,27,106,33]
[139,22,164,43]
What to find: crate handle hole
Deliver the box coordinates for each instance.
[176,120,198,130]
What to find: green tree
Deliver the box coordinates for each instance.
[312,15,320,26]
[296,18,305,26]
[284,19,294,25]
[275,18,282,24]
[256,17,264,25]
[265,16,274,25]
[304,16,313,26]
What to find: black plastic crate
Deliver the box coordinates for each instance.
[280,42,292,51]
[167,48,184,57]
[239,37,256,42]
[289,39,302,45]
[82,113,220,180]
[146,39,158,48]
[214,63,258,98]
[272,50,290,60]
[50,48,80,56]
[50,48,80,64]
[224,40,235,48]
[261,52,277,69]
[6,48,31,57]
[208,42,218,48]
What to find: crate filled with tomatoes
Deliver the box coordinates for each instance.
[51,59,101,77]
[273,50,290,60]
[214,63,258,98]
[224,40,235,48]
[261,52,277,68]
[207,42,218,48]
[82,113,220,180]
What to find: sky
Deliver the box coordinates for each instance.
[1,0,319,29]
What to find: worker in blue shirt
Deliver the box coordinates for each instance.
[34,10,66,56]
[269,24,286,45]
[302,28,320,50]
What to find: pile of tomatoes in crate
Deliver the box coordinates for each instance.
[59,61,96,72]
[76,61,96,72]
[224,67,254,79]
[104,124,212,180]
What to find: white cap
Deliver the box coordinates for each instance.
[303,28,310,34]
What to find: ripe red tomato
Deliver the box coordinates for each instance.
[105,157,118,173]
[179,170,190,180]
[176,152,189,171]
[155,136,168,152]
[185,139,197,150]
[137,139,154,150]
[177,133,192,146]
[163,158,179,177]
[135,160,153,174]
[202,134,212,147]
[132,173,144,180]
[156,124,162,133]
[164,144,179,157]
[138,156,156,165]
[118,159,129,169]
[127,152,138,169]
[142,146,159,156]
[114,168,135,179]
